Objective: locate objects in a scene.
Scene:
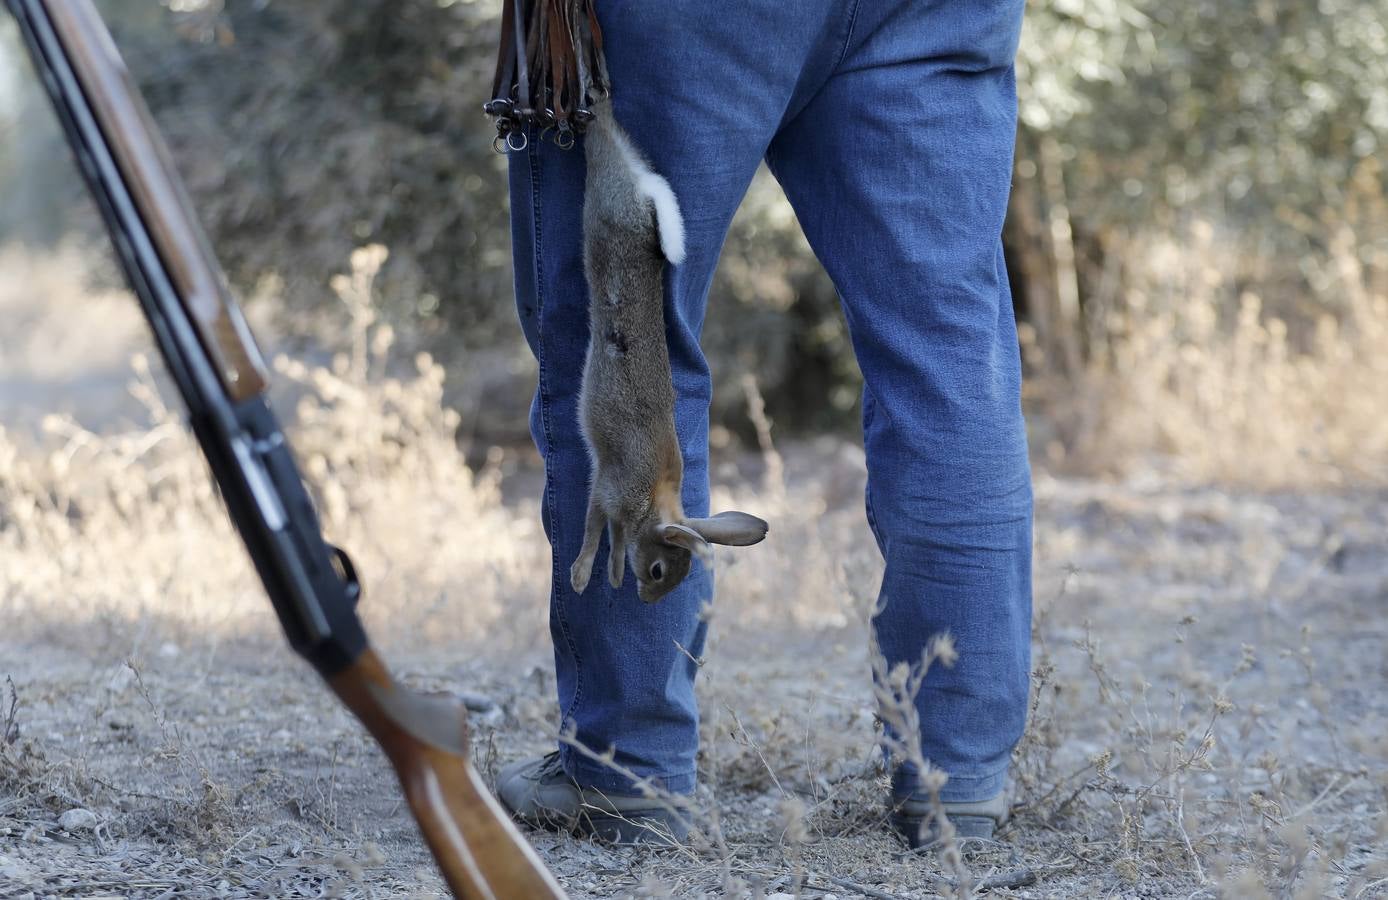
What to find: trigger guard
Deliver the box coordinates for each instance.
[328,544,362,608]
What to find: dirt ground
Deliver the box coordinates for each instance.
[3,452,1386,899]
[1,245,1386,898]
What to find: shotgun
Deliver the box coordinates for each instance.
[5,2,566,896]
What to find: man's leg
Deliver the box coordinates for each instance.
[766,0,1032,819]
[505,1,851,803]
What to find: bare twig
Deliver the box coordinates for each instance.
[741,374,785,502]
[1169,786,1206,884]
[2,675,19,746]
[819,875,910,900]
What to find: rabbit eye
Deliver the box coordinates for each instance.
[649,561,664,581]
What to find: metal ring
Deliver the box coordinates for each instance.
[555,129,574,150]
[493,134,509,154]
[506,130,529,152]
[483,98,513,117]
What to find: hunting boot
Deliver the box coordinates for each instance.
[496,752,692,845]
[891,793,1010,849]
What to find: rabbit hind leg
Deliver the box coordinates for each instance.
[606,519,628,589]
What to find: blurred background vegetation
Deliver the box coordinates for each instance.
[2,0,1385,483]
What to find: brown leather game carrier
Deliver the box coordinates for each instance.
[484,0,608,151]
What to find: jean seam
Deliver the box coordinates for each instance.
[833,0,864,72]
[861,388,884,548]
[864,483,882,547]
[528,144,585,742]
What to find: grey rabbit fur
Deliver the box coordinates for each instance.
[571,98,768,604]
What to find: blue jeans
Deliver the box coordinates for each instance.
[507,0,1031,804]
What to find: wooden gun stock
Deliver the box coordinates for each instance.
[330,651,566,899]
[8,1,568,896]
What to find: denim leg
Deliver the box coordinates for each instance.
[506,0,846,794]
[766,0,1033,803]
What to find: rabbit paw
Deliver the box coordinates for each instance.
[570,557,593,595]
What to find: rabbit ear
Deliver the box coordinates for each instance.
[683,511,769,547]
[661,523,713,563]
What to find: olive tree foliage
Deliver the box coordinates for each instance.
[1016,0,1147,134]
[89,0,514,340]
[1012,0,1388,372]
[1065,0,1388,227]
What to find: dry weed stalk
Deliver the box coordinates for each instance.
[128,661,237,843]
[741,374,786,506]
[555,729,716,861]
[867,618,973,899]
[275,244,546,639]
[2,675,19,747]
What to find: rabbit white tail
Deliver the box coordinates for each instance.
[592,104,686,265]
[637,171,685,265]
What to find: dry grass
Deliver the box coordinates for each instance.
[1,243,1387,898]
[1034,221,1388,488]
[1,244,547,648]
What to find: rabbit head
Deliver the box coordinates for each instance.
[629,510,769,604]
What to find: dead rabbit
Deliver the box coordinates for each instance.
[571,98,768,604]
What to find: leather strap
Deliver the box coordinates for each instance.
[485,0,608,151]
